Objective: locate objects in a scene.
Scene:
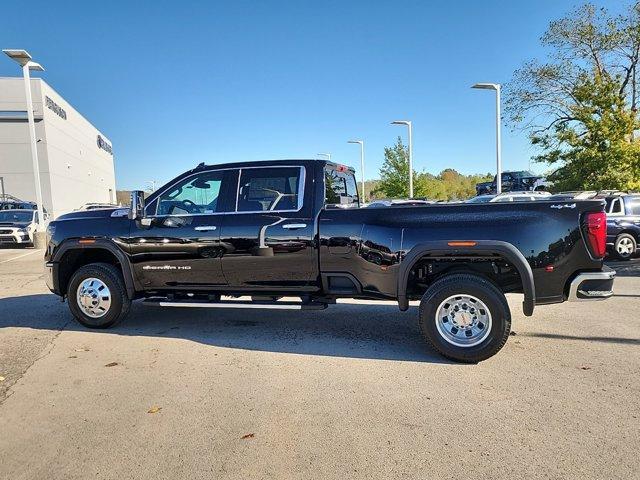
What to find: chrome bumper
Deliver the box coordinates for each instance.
[568,268,616,302]
[44,262,55,292]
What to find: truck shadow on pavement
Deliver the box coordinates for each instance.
[517,332,640,345]
[0,294,456,364]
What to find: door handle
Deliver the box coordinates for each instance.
[194,226,217,231]
[282,223,307,230]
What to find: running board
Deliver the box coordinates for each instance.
[143,299,328,310]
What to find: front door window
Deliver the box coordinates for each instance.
[156,171,224,216]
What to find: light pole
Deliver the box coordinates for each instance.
[472,83,502,194]
[391,120,413,198]
[317,153,331,161]
[347,140,365,201]
[145,180,158,192]
[3,49,46,229]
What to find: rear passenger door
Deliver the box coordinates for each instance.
[218,165,318,291]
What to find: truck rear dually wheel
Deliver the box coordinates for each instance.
[67,263,131,328]
[418,273,511,363]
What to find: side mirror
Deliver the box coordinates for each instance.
[129,190,145,220]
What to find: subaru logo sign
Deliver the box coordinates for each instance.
[97,135,113,155]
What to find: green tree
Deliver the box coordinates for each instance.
[374,137,420,198]
[505,2,640,191]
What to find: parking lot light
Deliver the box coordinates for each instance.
[3,49,46,230]
[472,82,502,194]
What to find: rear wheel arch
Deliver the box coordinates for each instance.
[617,229,639,241]
[397,240,535,316]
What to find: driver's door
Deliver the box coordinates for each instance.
[128,169,234,290]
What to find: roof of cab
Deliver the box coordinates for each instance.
[196,159,329,171]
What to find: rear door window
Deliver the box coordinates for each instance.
[628,197,640,215]
[236,167,303,212]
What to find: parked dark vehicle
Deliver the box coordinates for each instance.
[603,193,640,260]
[476,170,549,195]
[44,160,614,362]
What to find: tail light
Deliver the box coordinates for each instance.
[584,212,606,258]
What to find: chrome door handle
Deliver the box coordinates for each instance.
[194,225,217,231]
[282,223,307,230]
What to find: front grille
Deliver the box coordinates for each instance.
[0,237,17,243]
[0,229,13,234]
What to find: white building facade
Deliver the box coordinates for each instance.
[0,77,116,218]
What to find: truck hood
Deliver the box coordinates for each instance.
[0,221,31,228]
[56,208,128,221]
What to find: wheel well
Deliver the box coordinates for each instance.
[58,248,123,296]
[617,230,639,241]
[405,255,523,300]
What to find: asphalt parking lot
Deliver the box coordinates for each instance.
[0,247,638,480]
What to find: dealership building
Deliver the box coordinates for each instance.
[0,77,116,218]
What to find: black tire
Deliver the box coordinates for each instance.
[67,262,131,328]
[614,233,636,260]
[418,273,511,363]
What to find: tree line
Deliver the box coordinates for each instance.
[368,137,491,201]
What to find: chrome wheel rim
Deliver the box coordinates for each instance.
[617,237,634,256]
[435,294,492,348]
[76,278,111,318]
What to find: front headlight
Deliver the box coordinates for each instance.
[16,228,28,234]
[45,223,56,243]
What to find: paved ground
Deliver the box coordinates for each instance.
[0,247,638,480]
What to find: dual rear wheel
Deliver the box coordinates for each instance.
[418,274,511,363]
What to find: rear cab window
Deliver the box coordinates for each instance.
[324,165,359,208]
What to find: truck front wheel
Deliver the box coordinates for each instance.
[418,273,511,363]
[67,263,131,328]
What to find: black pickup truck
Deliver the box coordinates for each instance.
[44,159,615,362]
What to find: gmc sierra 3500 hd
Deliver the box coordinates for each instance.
[44,159,615,362]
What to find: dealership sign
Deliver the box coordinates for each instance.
[45,96,66,120]
[97,135,113,155]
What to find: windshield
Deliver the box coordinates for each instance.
[0,211,33,222]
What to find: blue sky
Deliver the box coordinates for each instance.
[0,0,626,190]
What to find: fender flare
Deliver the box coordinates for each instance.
[397,240,535,316]
[52,238,137,299]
